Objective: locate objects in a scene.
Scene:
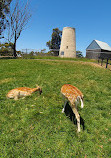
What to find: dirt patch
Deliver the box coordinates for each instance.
[72,61,111,70]
[78,61,104,68]
[98,63,111,70]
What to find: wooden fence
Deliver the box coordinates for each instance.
[98,57,111,68]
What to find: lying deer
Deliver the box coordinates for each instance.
[6,85,42,100]
[61,84,84,132]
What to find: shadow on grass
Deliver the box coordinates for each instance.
[64,102,85,131]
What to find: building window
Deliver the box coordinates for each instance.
[61,51,64,55]
[66,46,68,49]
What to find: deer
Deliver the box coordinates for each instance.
[6,85,42,100]
[61,84,84,132]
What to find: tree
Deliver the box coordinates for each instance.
[0,0,12,38]
[0,42,14,56]
[76,51,84,58]
[6,0,31,57]
[46,28,62,56]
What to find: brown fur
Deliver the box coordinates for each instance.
[61,84,84,132]
[6,86,42,100]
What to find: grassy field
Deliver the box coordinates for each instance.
[0,59,111,158]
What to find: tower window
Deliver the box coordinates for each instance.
[66,46,68,49]
[61,51,64,55]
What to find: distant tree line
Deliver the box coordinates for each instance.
[0,43,83,58]
[21,49,55,59]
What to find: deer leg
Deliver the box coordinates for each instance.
[72,107,80,132]
[61,94,68,113]
[14,91,20,100]
[62,100,67,113]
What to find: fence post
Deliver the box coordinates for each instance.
[106,58,109,68]
[101,58,103,66]
[98,58,99,64]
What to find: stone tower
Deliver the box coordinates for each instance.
[59,27,76,58]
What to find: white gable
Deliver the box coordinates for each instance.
[86,40,111,51]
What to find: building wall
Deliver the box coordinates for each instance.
[59,27,76,58]
[86,50,111,59]
[86,52,100,59]
[99,53,111,59]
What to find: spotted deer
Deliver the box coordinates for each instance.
[61,84,84,132]
[6,85,42,100]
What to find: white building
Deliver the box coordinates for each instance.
[59,27,76,58]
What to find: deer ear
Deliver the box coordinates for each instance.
[39,88,42,95]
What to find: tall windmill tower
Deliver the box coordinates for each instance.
[59,27,76,58]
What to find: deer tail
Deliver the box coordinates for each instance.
[80,97,84,108]
[77,96,84,108]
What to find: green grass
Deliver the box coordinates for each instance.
[0,59,111,158]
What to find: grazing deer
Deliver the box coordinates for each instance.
[61,84,84,132]
[6,85,42,100]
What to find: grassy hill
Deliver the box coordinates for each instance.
[0,59,111,157]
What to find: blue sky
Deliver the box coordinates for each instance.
[7,0,111,56]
